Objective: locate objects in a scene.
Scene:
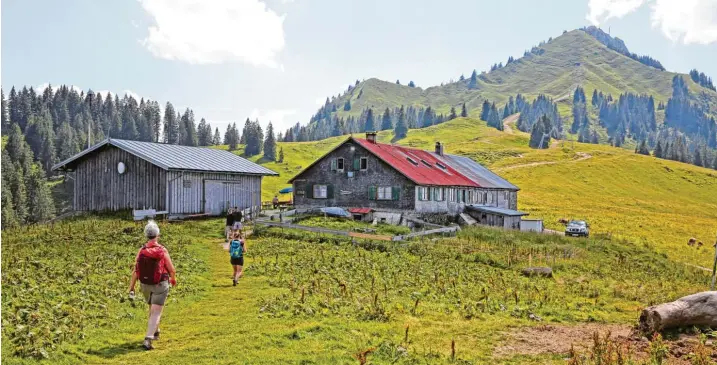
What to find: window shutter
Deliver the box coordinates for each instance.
[306,184,313,199]
[392,186,400,200]
[353,158,360,170]
[331,159,337,171]
[327,184,334,199]
[368,186,376,200]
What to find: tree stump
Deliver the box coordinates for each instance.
[521,267,553,278]
[638,291,717,334]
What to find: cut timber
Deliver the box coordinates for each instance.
[459,213,477,226]
[521,267,553,278]
[638,291,717,334]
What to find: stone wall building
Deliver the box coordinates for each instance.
[289,133,524,228]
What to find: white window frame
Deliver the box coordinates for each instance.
[313,184,328,199]
[377,186,392,200]
[360,157,368,171]
[435,187,444,201]
[448,188,455,202]
[337,158,345,171]
[418,186,429,201]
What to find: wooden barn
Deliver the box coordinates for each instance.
[52,138,278,217]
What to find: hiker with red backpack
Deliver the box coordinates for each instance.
[128,220,177,350]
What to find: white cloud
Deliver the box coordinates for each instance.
[248,109,297,131]
[586,0,647,25]
[586,0,717,44]
[34,83,83,94]
[649,0,717,44]
[137,0,286,67]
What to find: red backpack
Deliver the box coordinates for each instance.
[137,246,166,285]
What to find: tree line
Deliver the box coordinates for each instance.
[689,69,716,91]
[580,26,665,71]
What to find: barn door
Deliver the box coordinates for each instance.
[204,180,226,215]
[224,182,245,212]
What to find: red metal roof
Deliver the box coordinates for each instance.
[353,138,480,187]
[349,208,373,214]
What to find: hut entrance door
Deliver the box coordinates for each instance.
[204,180,226,215]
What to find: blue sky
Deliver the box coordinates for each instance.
[2,0,716,134]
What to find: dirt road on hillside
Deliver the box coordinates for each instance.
[496,152,592,171]
[502,113,520,134]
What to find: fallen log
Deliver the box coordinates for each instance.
[521,267,553,278]
[638,291,717,334]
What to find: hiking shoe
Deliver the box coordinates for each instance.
[233,279,237,286]
[153,329,160,340]
[143,338,154,350]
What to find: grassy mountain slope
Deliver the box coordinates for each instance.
[227,117,717,267]
[323,30,717,121]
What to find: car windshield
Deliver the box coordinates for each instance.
[568,221,586,226]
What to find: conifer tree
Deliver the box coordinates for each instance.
[1,150,19,228]
[344,100,351,111]
[693,148,703,166]
[393,106,408,139]
[449,106,457,120]
[381,108,392,130]
[26,164,55,223]
[422,106,434,128]
[469,70,478,89]
[461,103,468,118]
[56,121,80,161]
[364,108,375,132]
[637,140,650,155]
[213,127,222,145]
[654,140,663,158]
[163,102,179,144]
[480,100,491,121]
[408,81,416,87]
[278,147,284,163]
[263,122,277,161]
[529,115,551,149]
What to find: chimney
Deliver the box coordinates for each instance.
[435,141,444,156]
[366,131,377,143]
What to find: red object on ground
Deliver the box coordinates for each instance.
[349,208,373,214]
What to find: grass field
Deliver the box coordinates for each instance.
[225,117,717,268]
[2,217,713,364]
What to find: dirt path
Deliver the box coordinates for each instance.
[501,113,520,134]
[496,152,592,171]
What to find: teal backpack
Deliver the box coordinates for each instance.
[229,240,244,259]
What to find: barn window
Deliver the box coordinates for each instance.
[360,157,368,170]
[434,187,444,201]
[417,187,429,201]
[313,185,328,199]
[337,158,345,171]
[447,188,455,202]
[183,180,191,188]
[377,186,392,200]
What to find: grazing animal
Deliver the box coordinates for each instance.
[687,237,696,247]
[697,241,703,248]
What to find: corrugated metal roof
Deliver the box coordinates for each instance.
[52,138,278,176]
[466,205,528,216]
[353,138,480,187]
[440,154,519,191]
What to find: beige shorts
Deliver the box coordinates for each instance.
[140,281,170,306]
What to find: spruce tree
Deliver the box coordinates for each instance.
[393,106,408,139]
[654,140,663,158]
[408,81,416,88]
[1,150,19,228]
[480,100,491,121]
[1,88,9,135]
[422,106,434,128]
[364,108,375,132]
[56,121,80,161]
[381,108,392,130]
[637,140,650,155]
[180,109,198,146]
[529,115,551,149]
[469,70,478,89]
[693,149,703,166]
[263,122,277,161]
[461,103,468,118]
[213,127,221,145]
[344,100,351,111]
[278,147,284,163]
[26,164,55,223]
[163,102,179,144]
[449,106,457,120]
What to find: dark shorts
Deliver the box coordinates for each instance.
[230,257,244,266]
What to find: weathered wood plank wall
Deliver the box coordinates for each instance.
[73,146,166,211]
[166,171,262,215]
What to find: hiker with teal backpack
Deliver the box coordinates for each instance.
[229,232,247,286]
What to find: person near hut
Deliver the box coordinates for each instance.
[228,232,247,286]
[128,220,177,350]
[225,208,235,240]
[272,195,279,209]
[232,207,243,234]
